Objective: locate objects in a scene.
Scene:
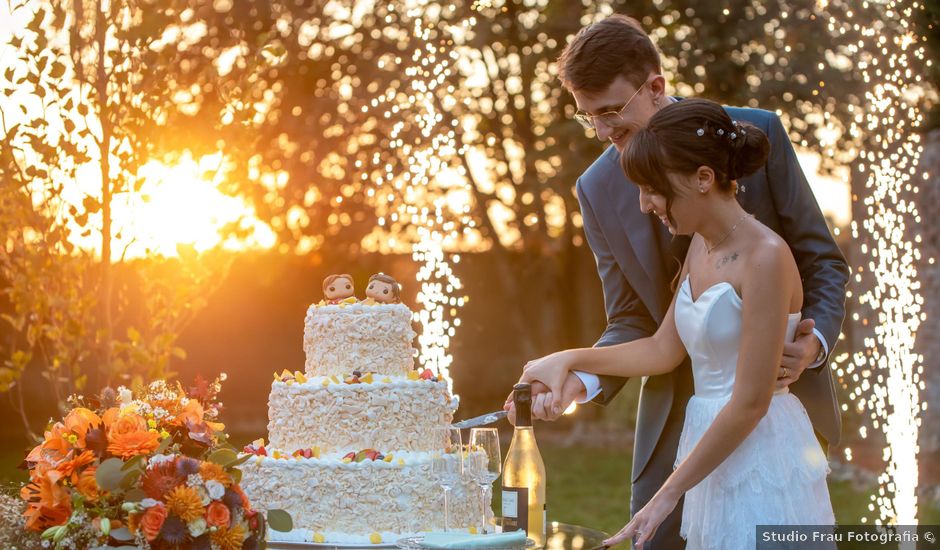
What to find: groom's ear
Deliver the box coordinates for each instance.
[649,74,667,101]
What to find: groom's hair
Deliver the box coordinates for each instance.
[557,14,661,93]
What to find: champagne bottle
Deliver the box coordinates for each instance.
[501,383,547,547]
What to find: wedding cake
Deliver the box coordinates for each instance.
[241,273,488,545]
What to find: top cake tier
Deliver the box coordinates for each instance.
[304,302,416,377]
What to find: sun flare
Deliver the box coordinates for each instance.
[71,153,277,260]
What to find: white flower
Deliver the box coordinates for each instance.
[206,479,226,500]
[186,473,204,488]
[117,386,133,405]
[148,454,175,467]
[188,517,208,537]
[220,372,228,381]
[141,498,159,509]
[195,484,211,506]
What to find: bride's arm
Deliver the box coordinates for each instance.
[656,241,797,501]
[518,260,690,406]
[562,288,687,378]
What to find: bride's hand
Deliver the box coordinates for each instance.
[518,352,572,415]
[602,488,681,549]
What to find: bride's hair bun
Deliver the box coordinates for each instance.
[727,120,769,181]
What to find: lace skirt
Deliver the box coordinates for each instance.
[675,392,835,550]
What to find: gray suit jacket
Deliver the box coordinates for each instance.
[576,105,849,483]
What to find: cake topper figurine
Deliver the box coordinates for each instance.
[322,274,356,304]
[365,273,401,304]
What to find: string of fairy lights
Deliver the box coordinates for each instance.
[820,0,929,526]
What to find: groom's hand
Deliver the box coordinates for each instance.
[530,373,586,421]
[777,318,819,390]
[504,381,550,426]
[504,375,587,425]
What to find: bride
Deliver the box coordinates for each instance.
[518,98,835,549]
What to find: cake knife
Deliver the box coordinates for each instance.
[451,410,508,429]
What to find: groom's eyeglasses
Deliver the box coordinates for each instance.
[573,80,649,130]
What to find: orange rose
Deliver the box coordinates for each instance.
[140,503,168,542]
[206,501,231,528]
[110,413,148,437]
[102,407,120,429]
[107,430,161,459]
[76,466,100,501]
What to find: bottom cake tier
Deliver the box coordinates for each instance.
[240,450,493,544]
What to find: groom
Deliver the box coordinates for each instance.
[508,15,849,549]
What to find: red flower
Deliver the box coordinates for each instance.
[140,461,185,500]
[206,501,231,528]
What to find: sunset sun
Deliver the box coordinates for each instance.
[84,152,277,259]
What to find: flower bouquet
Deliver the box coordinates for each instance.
[20,375,291,549]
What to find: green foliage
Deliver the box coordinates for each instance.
[266,508,293,532]
[0,0,268,437]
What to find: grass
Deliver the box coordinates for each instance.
[536,447,940,535]
[2,442,936,538]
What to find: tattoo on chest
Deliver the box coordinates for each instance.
[716,252,740,270]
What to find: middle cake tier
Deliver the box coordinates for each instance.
[268,376,456,454]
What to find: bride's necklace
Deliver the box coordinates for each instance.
[705,213,753,254]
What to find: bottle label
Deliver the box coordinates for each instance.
[501,487,528,532]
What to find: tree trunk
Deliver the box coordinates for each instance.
[916,128,940,457]
[95,0,114,385]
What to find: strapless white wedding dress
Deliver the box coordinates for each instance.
[674,275,834,550]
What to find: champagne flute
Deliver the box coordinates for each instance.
[431,426,463,531]
[469,427,501,534]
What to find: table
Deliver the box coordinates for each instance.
[266,522,610,550]
[542,522,610,550]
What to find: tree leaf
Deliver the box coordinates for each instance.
[82,196,100,213]
[49,61,65,79]
[266,509,293,532]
